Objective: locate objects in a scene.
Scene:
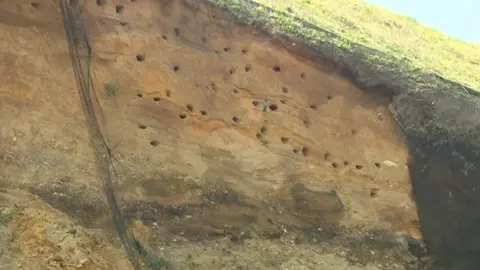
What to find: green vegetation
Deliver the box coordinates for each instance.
[0,212,12,223]
[133,238,171,270]
[149,258,170,269]
[211,0,480,92]
[105,82,119,97]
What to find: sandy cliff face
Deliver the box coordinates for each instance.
[0,0,425,269]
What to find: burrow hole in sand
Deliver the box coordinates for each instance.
[115,5,124,14]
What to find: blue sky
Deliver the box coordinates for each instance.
[363,0,479,43]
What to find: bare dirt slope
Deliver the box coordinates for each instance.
[1,0,427,269]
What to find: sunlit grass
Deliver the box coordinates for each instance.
[212,0,480,92]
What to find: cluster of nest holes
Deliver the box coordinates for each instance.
[255,125,268,140]
[323,152,382,171]
[128,35,361,162]
[136,92,165,102]
[292,147,309,157]
[135,123,159,147]
[250,100,278,111]
[177,104,208,119]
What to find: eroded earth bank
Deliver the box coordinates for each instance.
[2,0,479,269]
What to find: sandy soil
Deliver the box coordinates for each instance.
[0,0,429,269]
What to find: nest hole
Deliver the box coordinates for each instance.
[153,97,161,101]
[300,72,306,79]
[115,5,124,14]
[310,104,317,110]
[223,47,231,52]
[281,137,289,143]
[374,162,381,168]
[355,165,363,170]
[150,140,160,147]
[260,126,268,134]
[96,0,105,6]
[179,113,187,119]
[137,124,147,130]
[241,49,248,54]
[302,147,310,157]
[269,104,278,111]
[186,104,194,112]
[282,87,289,93]
[343,161,350,166]
[331,162,338,168]
[137,93,143,98]
[272,65,281,72]
[232,116,240,123]
[252,101,259,107]
[165,90,171,97]
[370,188,379,197]
[136,54,145,62]
[173,65,180,72]
[120,22,128,26]
[245,65,251,72]
[200,110,207,116]
[174,28,180,36]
